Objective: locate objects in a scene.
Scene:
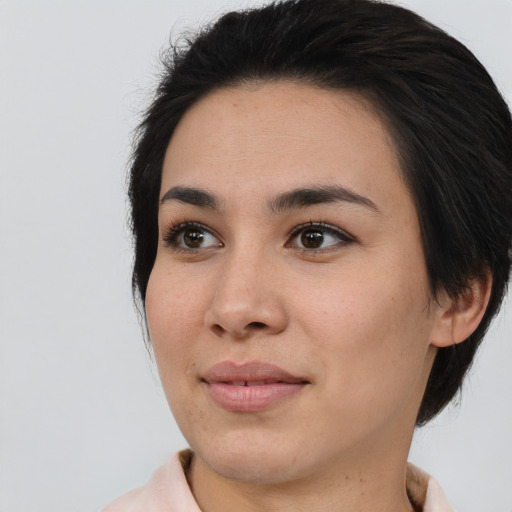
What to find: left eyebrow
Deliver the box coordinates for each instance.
[160,186,221,211]
[268,185,380,214]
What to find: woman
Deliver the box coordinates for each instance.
[103,0,512,510]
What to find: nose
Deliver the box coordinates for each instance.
[204,251,288,339]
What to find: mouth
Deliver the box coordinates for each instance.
[222,380,289,386]
[202,361,309,412]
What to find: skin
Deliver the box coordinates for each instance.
[145,81,490,512]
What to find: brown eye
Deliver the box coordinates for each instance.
[183,229,204,248]
[163,222,222,251]
[301,230,324,248]
[288,222,353,251]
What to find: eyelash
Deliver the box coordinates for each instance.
[162,220,355,254]
[162,221,221,253]
[286,221,355,252]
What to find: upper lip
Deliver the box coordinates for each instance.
[202,361,308,384]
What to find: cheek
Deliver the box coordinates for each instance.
[145,265,220,445]
[294,265,425,341]
[146,257,209,333]
[293,262,434,395]
[145,265,208,376]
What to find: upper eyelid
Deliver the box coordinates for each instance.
[161,221,222,245]
[162,221,215,235]
[288,221,354,240]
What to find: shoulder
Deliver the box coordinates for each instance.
[406,462,454,512]
[101,450,200,512]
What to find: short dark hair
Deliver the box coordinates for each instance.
[128,0,512,425]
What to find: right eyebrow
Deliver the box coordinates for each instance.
[160,186,221,211]
[268,185,380,214]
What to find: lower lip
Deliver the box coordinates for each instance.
[206,382,307,412]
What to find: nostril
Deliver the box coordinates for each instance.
[247,321,267,329]
[209,321,267,338]
[210,324,225,337]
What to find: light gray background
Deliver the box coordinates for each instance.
[1,1,510,511]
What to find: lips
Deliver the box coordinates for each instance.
[202,361,309,412]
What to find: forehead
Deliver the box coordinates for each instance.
[161,81,410,215]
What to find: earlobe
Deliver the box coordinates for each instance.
[430,271,492,348]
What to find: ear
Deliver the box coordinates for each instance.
[430,271,492,348]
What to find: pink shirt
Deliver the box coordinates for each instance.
[102,450,454,512]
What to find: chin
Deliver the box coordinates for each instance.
[192,430,314,484]
[204,451,301,484]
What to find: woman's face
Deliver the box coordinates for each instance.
[146,82,444,483]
